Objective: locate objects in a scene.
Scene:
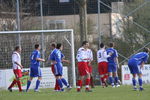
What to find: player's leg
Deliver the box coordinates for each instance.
[108,64,115,87]
[103,62,108,87]
[85,72,92,92]
[8,79,17,92]
[34,67,42,92]
[88,63,94,88]
[137,65,143,91]
[98,62,105,87]
[77,62,85,92]
[13,69,23,92]
[26,77,33,92]
[26,67,34,92]
[113,72,120,87]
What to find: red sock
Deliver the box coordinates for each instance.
[77,80,82,91]
[55,79,60,90]
[8,79,17,89]
[85,78,90,90]
[104,75,108,80]
[100,77,104,83]
[16,80,22,92]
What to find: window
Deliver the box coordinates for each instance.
[47,20,65,29]
[59,0,70,3]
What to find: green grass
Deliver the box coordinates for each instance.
[0,85,150,100]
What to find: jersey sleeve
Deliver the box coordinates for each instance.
[114,50,118,57]
[143,54,149,63]
[35,51,41,60]
[61,53,65,59]
[12,53,18,63]
[104,51,110,58]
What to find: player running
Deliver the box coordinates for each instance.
[76,41,92,92]
[8,46,23,92]
[26,44,45,92]
[128,48,149,91]
[97,43,111,88]
[106,42,120,87]
[50,43,71,92]
[87,45,94,88]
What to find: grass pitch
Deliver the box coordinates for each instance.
[0,85,150,100]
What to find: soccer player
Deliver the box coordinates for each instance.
[128,48,149,91]
[49,43,60,91]
[76,41,92,92]
[50,43,71,92]
[87,45,94,88]
[106,42,120,87]
[26,44,45,92]
[97,43,111,88]
[8,46,23,92]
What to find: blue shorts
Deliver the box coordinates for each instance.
[54,63,63,76]
[30,67,42,77]
[108,63,117,72]
[128,59,141,74]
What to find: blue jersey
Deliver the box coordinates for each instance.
[106,48,118,64]
[129,52,149,65]
[30,50,41,68]
[50,49,64,62]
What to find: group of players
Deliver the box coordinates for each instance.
[7,41,149,92]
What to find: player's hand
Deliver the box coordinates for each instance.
[42,59,45,62]
[117,64,120,69]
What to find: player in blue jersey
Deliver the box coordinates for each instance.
[50,43,71,92]
[106,42,120,87]
[26,44,45,92]
[128,48,149,91]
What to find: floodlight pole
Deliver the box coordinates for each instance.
[40,0,45,67]
[98,0,101,46]
[16,0,21,46]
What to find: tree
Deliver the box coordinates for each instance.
[76,0,88,44]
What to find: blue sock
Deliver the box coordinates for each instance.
[115,77,119,84]
[138,78,142,87]
[109,77,114,85]
[61,78,68,86]
[57,79,63,89]
[132,78,136,87]
[35,80,40,90]
[26,80,31,91]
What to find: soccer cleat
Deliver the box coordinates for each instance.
[112,85,115,88]
[66,86,72,91]
[85,88,92,92]
[116,84,120,87]
[133,87,138,91]
[139,87,144,91]
[8,88,12,92]
[34,89,40,92]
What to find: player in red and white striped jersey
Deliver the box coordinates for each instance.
[8,46,23,92]
[97,43,111,88]
[76,41,92,92]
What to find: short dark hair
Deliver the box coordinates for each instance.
[109,42,114,47]
[82,41,88,46]
[14,46,20,51]
[51,43,56,48]
[35,44,40,49]
[56,43,62,49]
[143,47,149,53]
[100,43,104,48]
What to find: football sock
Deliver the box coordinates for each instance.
[35,80,40,90]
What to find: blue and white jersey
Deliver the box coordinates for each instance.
[30,50,41,68]
[129,52,149,65]
[106,48,118,64]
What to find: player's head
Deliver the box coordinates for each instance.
[14,46,21,52]
[100,43,105,48]
[82,41,89,48]
[109,42,114,48]
[35,44,40,50]
[56,43,63,50]
[143,47,150,53]
[51,43,56,50]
